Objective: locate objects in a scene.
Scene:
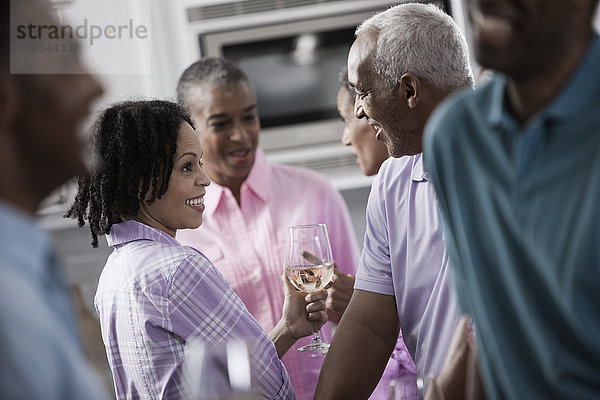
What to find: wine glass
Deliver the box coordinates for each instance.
[285,223,334,355]
[388,375,419,400]
[184,338,262,400]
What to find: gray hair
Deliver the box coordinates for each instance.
[176,57,251,106]
[356,2,474,93]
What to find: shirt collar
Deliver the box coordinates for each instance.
[487,75,508,128]
[203,148,271,216]
[244,148,270,202]
[545,34,600,121]
[106,220,180,247]
[0,200,53,278]
[203,181,225,217]
[411,153,429,182]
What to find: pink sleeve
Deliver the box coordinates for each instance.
[321,183,360,276]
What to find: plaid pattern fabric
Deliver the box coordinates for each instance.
[95,220,294,399]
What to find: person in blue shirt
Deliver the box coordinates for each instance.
[425,0,600,398]
[0,1,106,398]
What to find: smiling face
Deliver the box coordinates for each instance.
[347,31,422,158]
[138,122,211,237]
[337,86,388,176]
[186,80,260,192]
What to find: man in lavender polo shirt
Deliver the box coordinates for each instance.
[315,4,474,399]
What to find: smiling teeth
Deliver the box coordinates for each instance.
[185,198,204,206]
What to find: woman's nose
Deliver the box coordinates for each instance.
[196,168,211,187]
[341,127,352,146]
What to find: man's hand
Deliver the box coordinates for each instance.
[426,315,486,400]
[326,266,355,316]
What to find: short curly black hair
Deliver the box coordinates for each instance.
[65,100,194,247]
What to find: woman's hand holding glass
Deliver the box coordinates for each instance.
[281,269,329,340]
[269,269,328,359]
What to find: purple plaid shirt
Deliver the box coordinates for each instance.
[95,220,294,399]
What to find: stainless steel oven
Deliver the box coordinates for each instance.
[178,0,462,189]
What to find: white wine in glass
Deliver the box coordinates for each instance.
[285,223,334,354]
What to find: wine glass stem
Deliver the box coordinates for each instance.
[311,321,322,342]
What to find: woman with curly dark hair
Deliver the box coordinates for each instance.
[66,100,327,400]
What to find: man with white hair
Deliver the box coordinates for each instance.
[315,3,474,399]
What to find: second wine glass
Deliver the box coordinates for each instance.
[285,223,334,355]
[184,338,262,400]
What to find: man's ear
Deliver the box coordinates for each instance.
[399,73,421,109]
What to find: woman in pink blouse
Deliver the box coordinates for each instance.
[66,100,327,399]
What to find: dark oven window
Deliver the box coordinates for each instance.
[222,27,355,128]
